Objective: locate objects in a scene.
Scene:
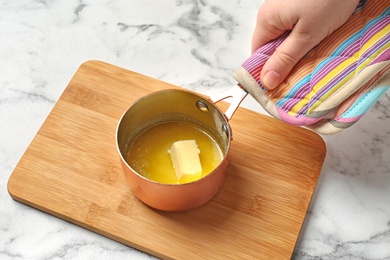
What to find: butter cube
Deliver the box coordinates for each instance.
[168,140,202,181]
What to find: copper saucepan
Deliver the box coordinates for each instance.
[116,85,247,212]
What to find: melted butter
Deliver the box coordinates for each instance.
[126,121,223,184]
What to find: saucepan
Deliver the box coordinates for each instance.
[116,85,247,212]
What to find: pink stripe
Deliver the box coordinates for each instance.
[341,40,360,57]
[243,55,267,72]
[361,17,389,46]
[371,49,390,64]
[280,83,311,112]
[334,115,363,123]
[360,34,390,60]
[311,57,347,85]
[295,62,357,115]
[276,107,321,125]
[285,16,389,113]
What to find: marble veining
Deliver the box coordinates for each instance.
[1,0,389,259]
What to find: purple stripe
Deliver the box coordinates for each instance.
[288,17,389,110]
[294,30,388,114]
[361,17,389,46]
[340,40,360,57]
[243,53,264,70]
[254,44,274,55]
[242,54,267,72]
[296,63,357,114]
[324,20,384,61]
[311,57,348,85]
[322,19,388,63]
[280,82,312,112]
[243,32,290,73]
[282,61,355,113]
[360,33,390,60]
[314,63,356,98]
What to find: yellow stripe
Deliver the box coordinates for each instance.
[288,24,390,116]
[307,71,355,114]
[356,24,390,71]
[288,58,354,115]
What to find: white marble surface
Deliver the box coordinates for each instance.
[1,0,389,259]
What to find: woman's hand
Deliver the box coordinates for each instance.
[252,0,360,89]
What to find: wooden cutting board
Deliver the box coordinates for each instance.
[8,60,326,259]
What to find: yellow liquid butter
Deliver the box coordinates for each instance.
[126,121,224,184]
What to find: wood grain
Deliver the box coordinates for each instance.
[8,60,326,259]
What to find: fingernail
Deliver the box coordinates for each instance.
[263,70,281,89]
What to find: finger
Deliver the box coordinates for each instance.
[260,28,321,89]
[251,7,288,53]
[251,22,286,53]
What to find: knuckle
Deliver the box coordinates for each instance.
[275,49,300,67]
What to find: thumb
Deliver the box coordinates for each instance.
[260,29,319,90]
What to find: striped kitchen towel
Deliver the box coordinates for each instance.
[234,0,390,134]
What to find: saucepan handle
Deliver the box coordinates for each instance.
[209,85,248,121]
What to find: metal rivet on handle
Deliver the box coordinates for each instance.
[222,124,229,138]
[196,100,209,113]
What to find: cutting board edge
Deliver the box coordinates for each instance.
[6,186,168,259]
